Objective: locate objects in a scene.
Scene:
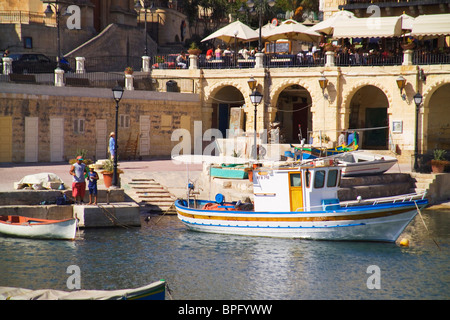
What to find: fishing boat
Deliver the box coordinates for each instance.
[0,280,166,300]
[335,151,398,176]
[293,141,359,160]
[175,159,427,242]
[0,215,77,240]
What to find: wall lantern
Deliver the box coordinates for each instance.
[247,76,257,91]
[318,75,328,96]
[396,75,407,100]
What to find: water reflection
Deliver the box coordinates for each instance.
[0,209,448,299]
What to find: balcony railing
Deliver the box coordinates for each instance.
[1,48,449,90]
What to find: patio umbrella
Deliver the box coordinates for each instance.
[310,10,355,35]
[201,20,259,43]
[263,22,321,44]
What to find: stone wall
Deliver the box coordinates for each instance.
[0,83,201,162]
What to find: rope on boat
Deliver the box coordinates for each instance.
[165,282,174,300]
[414,201,441,250]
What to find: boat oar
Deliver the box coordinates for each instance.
[414,201,441,250]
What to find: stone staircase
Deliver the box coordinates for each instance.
[126,178,177,214]
[338,173,416,201]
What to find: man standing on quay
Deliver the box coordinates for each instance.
[70,155,87,204]
[109,132,116,160]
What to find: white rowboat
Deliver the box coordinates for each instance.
[0,215,77,240]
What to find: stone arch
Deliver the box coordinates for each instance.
[204,80,248,105]
[204,81,247,138]
[270,78,319,106]
[269,79,316,143]
[421,79,450,151]
[341,80,393,111]
[341,81,392,150]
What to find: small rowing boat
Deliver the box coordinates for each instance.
[0,215,77,240]
[0,280,166,300]
[335,151,398,176]
[175,159,427,242]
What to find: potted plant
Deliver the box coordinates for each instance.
[124,66,134,75]
[187,42,201,56]
[431,149,449,173]
[100,159,124,188]
[68,149,93,166]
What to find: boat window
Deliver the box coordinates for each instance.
[314,170,325,188]
[290,173,302,187]
[305,170,310,188]
[327,169,338,187]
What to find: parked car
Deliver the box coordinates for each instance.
[9,53,72,74]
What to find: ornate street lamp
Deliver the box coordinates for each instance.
[134,0,154,57]
[249,86,263,160]
[44,1,70,69]
[246,0,275,51]
[112,84,124,187]
[413,92,423,172]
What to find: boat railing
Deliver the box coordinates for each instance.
[340,191,427,208]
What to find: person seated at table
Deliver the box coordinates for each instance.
[176,51,187,69]
[239,47,250,60]
[215,46,222,60]
[297,51,305,64]
[206,47,213,60]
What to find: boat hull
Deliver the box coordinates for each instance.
[175,199,427,242]
[0,216,77,240]
[339,159,398,176]
[0,280,166,300]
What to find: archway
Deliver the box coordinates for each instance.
[211,86,246,138]
[348,85,389,149]
[426,83,450,151]
[275,85,313,144]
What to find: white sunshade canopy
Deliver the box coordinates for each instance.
[201,20,259,43]
[332,16,403,38]
[263,21,321,43]
[411,13,450,38]
[310,9,355,35]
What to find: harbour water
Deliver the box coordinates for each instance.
[1,208,448,300]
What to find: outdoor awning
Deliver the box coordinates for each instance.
[411,13,450,37]
[332,16,403,38]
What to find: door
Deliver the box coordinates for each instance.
[25,117,38,162]
[139,115,150,156]
[218,103,229,138]
[364,108,388,149]
[292,103,308,143]
[50,118,64,162]
[0,117,12,162]
[289,172,303,212]
[95,119,107,160]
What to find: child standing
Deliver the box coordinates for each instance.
[88,165,99,205]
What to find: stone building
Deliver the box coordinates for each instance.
[0,0,449,167]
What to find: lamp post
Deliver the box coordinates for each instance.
[44,1,69,69]
[248,77,263,160]
[134,0,153,57]
[413,92,423,172]
[112,84,124,187]
[245,0,275,52]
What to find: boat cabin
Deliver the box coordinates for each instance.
[252,160,342,212]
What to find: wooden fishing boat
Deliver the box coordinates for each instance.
[175,160,427,242]
[0,280,166,300]
[294,141,359,160]
[0,215,77,240]
[335,151,398,176]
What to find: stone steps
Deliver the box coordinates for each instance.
[125,178,177,214]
